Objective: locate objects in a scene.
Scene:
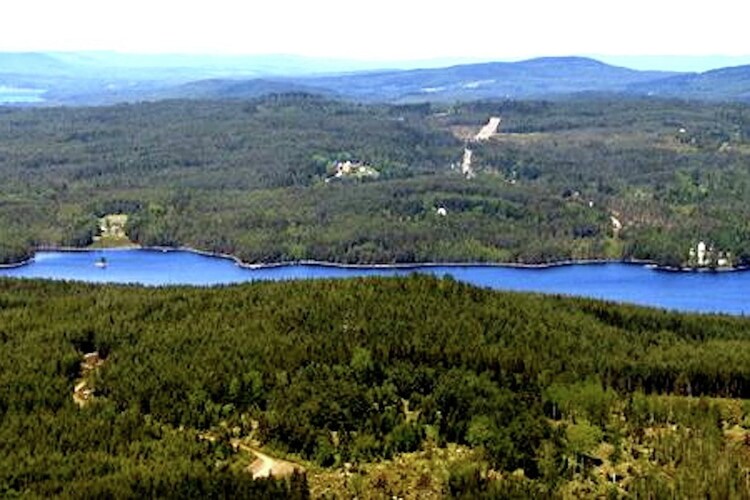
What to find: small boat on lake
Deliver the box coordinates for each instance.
[94,257,108,268]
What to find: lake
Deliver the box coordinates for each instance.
[0,86,45,104]
[1,249,748,315]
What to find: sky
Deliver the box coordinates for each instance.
[3,0,750,70]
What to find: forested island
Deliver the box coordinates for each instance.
[3,275,750,497]
[0,95,749,269]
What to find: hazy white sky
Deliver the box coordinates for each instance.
[3,0,749,61]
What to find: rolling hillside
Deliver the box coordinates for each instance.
[628,64,750,102]
[291,57,677,102]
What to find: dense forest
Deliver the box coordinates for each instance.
[2,276,750,497]
[0,95,749,267]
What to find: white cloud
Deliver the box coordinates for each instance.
[1,0,748,59]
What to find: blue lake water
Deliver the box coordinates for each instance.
[1,249,749,316]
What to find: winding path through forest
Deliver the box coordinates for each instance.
[459,116,502,179]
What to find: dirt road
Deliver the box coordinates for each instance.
[230,439,303,479]
[475,116,501,141]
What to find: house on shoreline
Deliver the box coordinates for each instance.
[687,241,732,268]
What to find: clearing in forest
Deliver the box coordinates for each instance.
[230,439,304,480]
[475,116,502,141]
[72,352,104,407]
[91,214,138,248]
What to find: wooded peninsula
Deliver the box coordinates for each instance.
[2,276,750,497]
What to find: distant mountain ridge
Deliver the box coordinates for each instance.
[1,52,750,105]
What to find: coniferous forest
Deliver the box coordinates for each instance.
[3,95,750,498]
[3,276,750,497]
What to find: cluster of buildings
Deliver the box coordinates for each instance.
[326,160,380,182]
[687,241,731,268]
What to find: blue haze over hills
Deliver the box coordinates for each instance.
[1,52,749,105]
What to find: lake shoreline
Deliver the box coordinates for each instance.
[5,246,750,315]
[0,257,35,269]
[13,245,748,274]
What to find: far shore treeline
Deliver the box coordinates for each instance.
[0,95,749,269]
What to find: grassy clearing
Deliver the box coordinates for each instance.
[307,443,479,499]
[90,214,138,248]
